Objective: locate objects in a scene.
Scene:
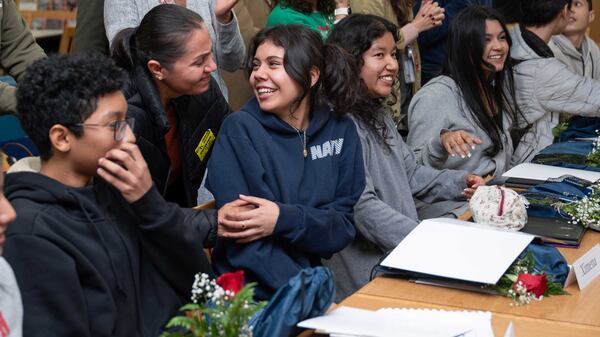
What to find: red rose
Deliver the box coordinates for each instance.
[515,273,548,298]
[216,270,245,294]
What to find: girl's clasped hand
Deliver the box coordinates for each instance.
[217,195,280,243]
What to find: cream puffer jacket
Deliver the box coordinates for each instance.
[509,25,600,165]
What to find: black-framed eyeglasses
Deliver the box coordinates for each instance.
[70,117,135,141]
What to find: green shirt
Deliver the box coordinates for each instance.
[266,4,333,39]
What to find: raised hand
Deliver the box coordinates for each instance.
[96,133,153,203]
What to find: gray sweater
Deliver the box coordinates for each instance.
[0,257,22,337]
[104,0,246,100]
[550,34,600,80]
[322,113,467,301]
[407,75,514,181]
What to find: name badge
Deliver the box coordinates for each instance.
[566,243,600,290]
[195,129,215,161]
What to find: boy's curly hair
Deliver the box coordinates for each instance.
[16,53,127,160]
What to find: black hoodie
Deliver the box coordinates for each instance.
[3,171,212,337]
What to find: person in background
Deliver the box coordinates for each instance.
[509,0,600,164]
[207,24,365,300]
[111,5,230,207]
[0,152,20,337]
[549,0,600,140]
[3,53,213,337]
[351,0,445,133]
[323,14,483,301]
[105,0,246,100]
[493,0,520,23]
[0,0,45,115]
[550,0,600,78]
[408,6,519,181]
[73,0,109,54]
[415,0,492,85]
[266,0,350,39]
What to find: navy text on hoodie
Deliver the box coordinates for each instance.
[206,97,365,300]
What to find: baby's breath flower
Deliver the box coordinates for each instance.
[162,272,265,337]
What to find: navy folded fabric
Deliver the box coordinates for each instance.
[522,179,591,219]
[251,267,334,337]
[520,243,569,285]
[558,116,600,142]
[532,141,600,172]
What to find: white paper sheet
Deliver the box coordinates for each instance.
[297,306,494,337]
[380,218,534,284]
[377,308,494,337]
[502,163,600,183]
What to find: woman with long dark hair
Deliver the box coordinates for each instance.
[206,24,366,300]
[323,14,483,301]
[407,6,519,180]
[111,5,230,208]
[351,0,445,133]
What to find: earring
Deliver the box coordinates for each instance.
[156,74,163,81]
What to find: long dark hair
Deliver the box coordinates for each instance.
[389,0,413,27]
[443,6,521,156]
[274,0,335,15]
[327,14,400,149]
[111,4,205,71]
[246,24,361,117]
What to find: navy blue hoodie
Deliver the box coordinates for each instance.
[206,97,365,300]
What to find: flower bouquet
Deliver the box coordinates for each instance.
[494,252,568,306]
[558,182,600,231]
[586,135,600,166]
[160,271,266,337]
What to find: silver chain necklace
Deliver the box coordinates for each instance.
[292,126,308,158]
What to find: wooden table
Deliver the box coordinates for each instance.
[302,230,600,337]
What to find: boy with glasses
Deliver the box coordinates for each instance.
[3,54,213,337]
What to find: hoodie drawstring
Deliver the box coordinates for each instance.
[68,190,127,296]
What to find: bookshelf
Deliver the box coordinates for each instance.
[17,0,77,30]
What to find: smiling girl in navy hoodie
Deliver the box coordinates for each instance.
[206,24,365,300]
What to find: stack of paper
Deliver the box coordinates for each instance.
[502,163,600,185]
[380,218,534,285]
[297,306,494,337]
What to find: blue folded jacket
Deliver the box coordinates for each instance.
[558,116,600,142]
[522,178,592,219]
[532,141,600,172]
[251,267,334,337]
[520,243,569,285]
